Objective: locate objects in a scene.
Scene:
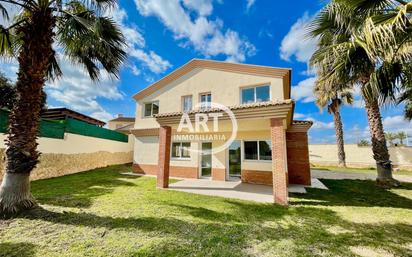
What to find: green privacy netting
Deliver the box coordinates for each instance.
[65,118,128,142]
[0,109,128,142]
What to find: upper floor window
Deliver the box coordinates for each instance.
[171,142,191,159]
[199,92,212,109]
[182,95,192,113]
[241,85,270,104]
[144,101,159,117]
[244,140,272,161]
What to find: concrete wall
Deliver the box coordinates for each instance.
[135,68,286,129]
[309,144,412,170]
[0,133,134,181]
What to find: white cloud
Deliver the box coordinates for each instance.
[280,12,317,63]
[293,113,306,119]
[306,118,334,130]
[130,49,172,74]
[291,77,316,103]
[46,55,124,116]
[343,124,370,143]
[383,115,412,134]
[0,59,18,81]
[90,110,115,122]
[135,0,256,62]
[183,0,213,16]
[105,6,171,74]
[246,0,256,11]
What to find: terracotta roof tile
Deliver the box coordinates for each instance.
[292,120,313,125]
[154,100,293,118]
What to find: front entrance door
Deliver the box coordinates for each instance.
[229,140,241,177]
[200,142,212,178]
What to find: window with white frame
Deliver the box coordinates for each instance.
[143,102,159,117]
[171,142,191,159]
[244,140,272,160]
[199,92,212,109]
[241,85,270,104]
[182,95,192,112]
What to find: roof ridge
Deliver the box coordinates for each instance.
[133,59,291,101]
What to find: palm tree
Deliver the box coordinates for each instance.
[309,1,400,187]
[314,82,353,168]
[385,132,397,146]
[397,131,407,145]
[339,0,412,119]
[0,0,126,214]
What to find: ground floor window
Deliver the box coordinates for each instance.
[244,140,272,161]
[171,142,191,159]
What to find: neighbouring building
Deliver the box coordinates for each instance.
[108,114,135,134]
[131,59,312,204]
[41,108,106,127]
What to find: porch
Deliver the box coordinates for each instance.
[169,178,328,203]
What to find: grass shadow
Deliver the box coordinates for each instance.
[0,242,37,257]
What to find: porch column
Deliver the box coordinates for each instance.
[270,118,288,205]
[157,126,171,188]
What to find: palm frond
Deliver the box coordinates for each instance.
[56,1,126,80]
[0,3,9,20]
[337,0,395,14]
[75,0,117,12]
[0,25,14,56]
[47,51,62,80]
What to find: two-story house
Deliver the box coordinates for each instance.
[131,59,312,204]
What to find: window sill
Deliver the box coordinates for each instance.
[171,158,191,161]
[243,159,272,163]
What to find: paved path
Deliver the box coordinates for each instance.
[312,170,412,183]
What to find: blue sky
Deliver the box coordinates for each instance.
[0,0,411,144]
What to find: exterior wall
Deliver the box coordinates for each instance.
[0,133,133,154]
[309,144,412,171]
[133,164,198,178]
[135,68,286,129]
[108,121,134,130]
[133,130,276,181]
[286,131,311,185]
[0,133,133,181]
[241,170,272,185]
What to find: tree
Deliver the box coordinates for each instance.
[0,73,15,110]
[309,1,400,188]
[314,80,353,167]
[338,0,412,120]
[0,73,47,110]
[358,139,370,147]
[385,132,397,146]
[397,132,407,145]
[0,0,126,214]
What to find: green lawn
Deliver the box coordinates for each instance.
[1,164,412,257]
[312,165,412,176]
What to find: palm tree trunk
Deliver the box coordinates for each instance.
[332,107,346,168]
[364,96,400,188]
[0,10,55,215]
